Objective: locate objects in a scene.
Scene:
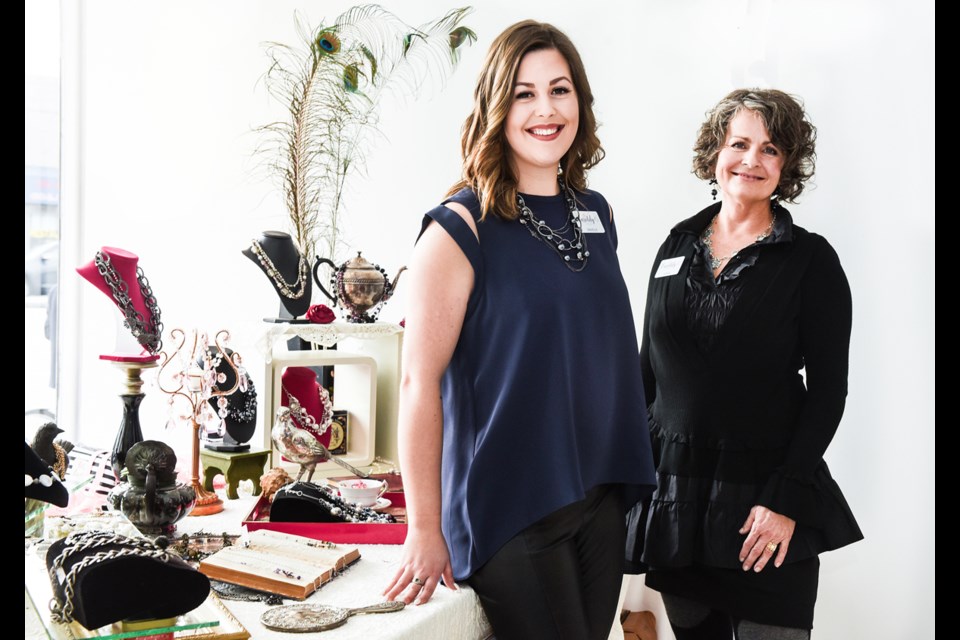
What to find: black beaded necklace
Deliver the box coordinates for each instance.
[516,175,590,272]
[274,482,397,524]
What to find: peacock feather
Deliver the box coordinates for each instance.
[258,5,477,262]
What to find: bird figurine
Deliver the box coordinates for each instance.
[271,407,370,481]
[31,422,69,480]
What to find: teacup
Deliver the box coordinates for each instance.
[337,479,388,507]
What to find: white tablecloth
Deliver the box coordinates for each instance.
[25,493,492,640]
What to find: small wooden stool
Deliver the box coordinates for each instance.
[200,448,271,500]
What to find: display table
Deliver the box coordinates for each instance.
[200,448,271,500]
[23,494,492,640]
[178,494,492,640]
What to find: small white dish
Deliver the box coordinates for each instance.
[370,497,392,511]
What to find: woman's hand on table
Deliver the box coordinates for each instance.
[383,527,456,605]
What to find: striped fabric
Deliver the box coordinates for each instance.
[65,445,117,497]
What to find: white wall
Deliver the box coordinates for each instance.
[57,1,933,638]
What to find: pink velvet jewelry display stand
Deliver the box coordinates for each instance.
[77,246,161,479]
[280,366,334,449]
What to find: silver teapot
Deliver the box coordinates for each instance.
[314,252,406,323]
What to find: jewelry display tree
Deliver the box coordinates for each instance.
[157,329,243,516]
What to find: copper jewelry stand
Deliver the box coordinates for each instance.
[157,329,243,516]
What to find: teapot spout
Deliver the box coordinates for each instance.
[386,266,407,301]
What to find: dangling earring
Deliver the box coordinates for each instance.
[770,187,782,209]
[709,178,718,201]
[557,161,564,176]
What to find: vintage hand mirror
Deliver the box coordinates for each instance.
[260,600,405,632]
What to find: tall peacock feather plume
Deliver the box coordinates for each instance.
[258,5,477,262]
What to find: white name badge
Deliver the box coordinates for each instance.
[654,256,685,278]
[578,211,605,233]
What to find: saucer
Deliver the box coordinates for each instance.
[369,497,392,511]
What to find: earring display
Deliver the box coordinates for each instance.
[242,231,313,320]
[200,346,257,452]
[198,529,360,600]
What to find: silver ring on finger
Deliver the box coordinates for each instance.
[412,576,424,586]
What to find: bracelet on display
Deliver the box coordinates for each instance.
[45,530,211,629]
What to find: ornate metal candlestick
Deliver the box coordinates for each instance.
[157,329,243,516]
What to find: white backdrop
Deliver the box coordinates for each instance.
[54,1,933,638]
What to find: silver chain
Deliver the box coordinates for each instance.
[701,212,777,270]
[94,251,163,353]
[250,239,309,299]
[48,531,172,623]
[516,176,590,272]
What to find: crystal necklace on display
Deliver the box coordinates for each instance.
[516,175,589,272]
[701,212,777,271]
[249,239,310,299]
[94,251,163,353]
[282,384,333,436]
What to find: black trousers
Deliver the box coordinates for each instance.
[465,484,625,640]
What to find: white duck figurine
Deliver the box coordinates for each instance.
[271,407,369,481]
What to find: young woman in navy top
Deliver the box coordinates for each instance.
[382,20,656,640]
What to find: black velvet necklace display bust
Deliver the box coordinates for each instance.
[25,441,69,508]
[243,231,312,319]
[201,347,256,452]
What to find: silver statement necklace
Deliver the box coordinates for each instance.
[516,175,589,272]
[94,251,163,353]
[249,240,310,299]
[282,385,332,436]
[701,212,776,271]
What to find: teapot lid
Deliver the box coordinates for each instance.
[124,440,178,486]
[345,252,373,269]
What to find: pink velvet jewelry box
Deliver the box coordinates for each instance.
[243,491,407,545]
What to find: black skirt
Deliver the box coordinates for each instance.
[645,556,820,630]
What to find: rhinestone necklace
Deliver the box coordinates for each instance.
[249,239,310,299]
[701,212,776,271]
[283,384,332,436]
[94,251,163,353]
[516,176,590,272]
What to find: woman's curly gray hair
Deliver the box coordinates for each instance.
[693,88,816,203]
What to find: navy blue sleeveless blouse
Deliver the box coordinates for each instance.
[420,187,656,580]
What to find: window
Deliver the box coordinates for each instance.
[25,0,60,436]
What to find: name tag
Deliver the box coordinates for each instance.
[654,256,684,278]
[578,211,605,233]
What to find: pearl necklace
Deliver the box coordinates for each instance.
[274,483,396,524]
[249,239,310,299]
[516,176,589,272]
[701,212,776,271]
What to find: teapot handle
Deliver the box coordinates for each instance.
[144,463,158,518]
[313,257,339,304]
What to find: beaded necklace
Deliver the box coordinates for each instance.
[274,483,397,524]
[249,239,310,299]
[94,251,163,353]
[516,176,590,272]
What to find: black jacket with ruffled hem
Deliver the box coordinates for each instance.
[629,204,863,572]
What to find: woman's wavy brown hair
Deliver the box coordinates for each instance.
[447,20,604,220]
[692,88,817,203]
